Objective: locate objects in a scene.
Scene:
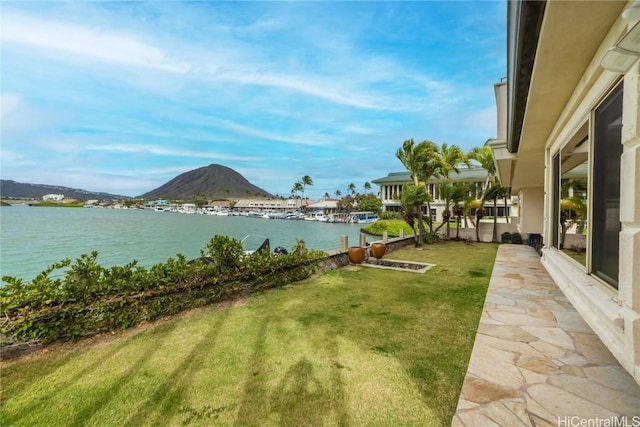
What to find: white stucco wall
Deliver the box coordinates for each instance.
[518,187,544,234]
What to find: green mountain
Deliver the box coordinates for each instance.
[0,180,128,201]
[139,164,273,200]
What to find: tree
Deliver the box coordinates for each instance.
[400,184,430,247]
[355,194,382,215]
[301,175,313,199]
[363,182,371,194]
[337,195,355,215]
[432,181,469,239]
[323,192,330,199]
[347,183,356,195]
[395,139,438,237]
[433,143,466,180]
[291,182,303,198]
[450,183,472,240]
[334,189,342,199]
[396,139,437,185]
[468,144,496,188]
[482,183,510,243]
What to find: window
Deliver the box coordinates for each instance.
[559,134,589,266]
[552,153,560,249]
[592,83,623,289]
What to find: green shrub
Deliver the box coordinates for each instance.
[0,236,325,344]
[203,235,244,275]
[362,220,414,237]
[380,211,401,220]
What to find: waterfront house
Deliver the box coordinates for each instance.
[305,199,339,216]
[490,0,640,383]
[372,164,515,222]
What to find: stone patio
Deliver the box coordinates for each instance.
[453,245,640,426]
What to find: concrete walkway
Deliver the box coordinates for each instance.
[453,245,640,426]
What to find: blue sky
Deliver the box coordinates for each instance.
[1,1,506,199]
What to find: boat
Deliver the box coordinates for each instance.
[304,212,329,222]
[285,212,305,220]
[240,235,287,255]
[348,211,380,224]
[267,212,288,219]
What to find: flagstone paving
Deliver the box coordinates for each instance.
[453,245,640,426]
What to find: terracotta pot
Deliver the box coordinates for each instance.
[347,246,365,264]
[370,242,386,259]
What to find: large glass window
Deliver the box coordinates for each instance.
[592,83,623,289]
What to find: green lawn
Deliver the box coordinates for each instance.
[0,242,498,427]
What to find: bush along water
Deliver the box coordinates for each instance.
[0,236,325,344]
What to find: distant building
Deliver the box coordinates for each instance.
[306,199,339,215]
[234,198,307,211]
[42,194,64,201]
[372,164,512,221]
[144,200,172,208]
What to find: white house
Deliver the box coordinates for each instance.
[372,164,514,221]
[42,194,64,201]
[491,0,640,383]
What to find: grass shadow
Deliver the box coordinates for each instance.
[234,318,270,426]
[3,322,177,425]
[270,357,331,426]
[124,309,231,426]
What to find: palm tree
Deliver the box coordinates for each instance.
[334,189,342,199]
[468,144,496,188]
[396,139,439,238]
[433,181,469,239]
[396,139,438,185]
[450,183,472,240]
[291,182,303,199]
[415,141,439,233]
[301,175,313,199]
[363,182,371,194]
[347,183,356,195]
[338,194,355,215]
[400,184,430,247]
[431,143,466,238]
[470,144,512,241]
[482,183,510,243]
[433,143,466,180]
[323,192,330,199]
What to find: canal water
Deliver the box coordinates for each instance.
[0,206,373,282]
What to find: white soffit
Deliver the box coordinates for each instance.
[513,1,624,191]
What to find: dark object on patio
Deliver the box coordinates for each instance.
[511,232,523,244]
[501,232,512,243]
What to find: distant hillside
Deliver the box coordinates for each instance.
[0,180,128,201]
[139,164,273,200]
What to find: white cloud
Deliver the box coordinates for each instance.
[1,13,189,73]
[205,117,337,147]
[84,143,262,162]
[1,93,22,117]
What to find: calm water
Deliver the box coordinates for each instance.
[0,206,372,282]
